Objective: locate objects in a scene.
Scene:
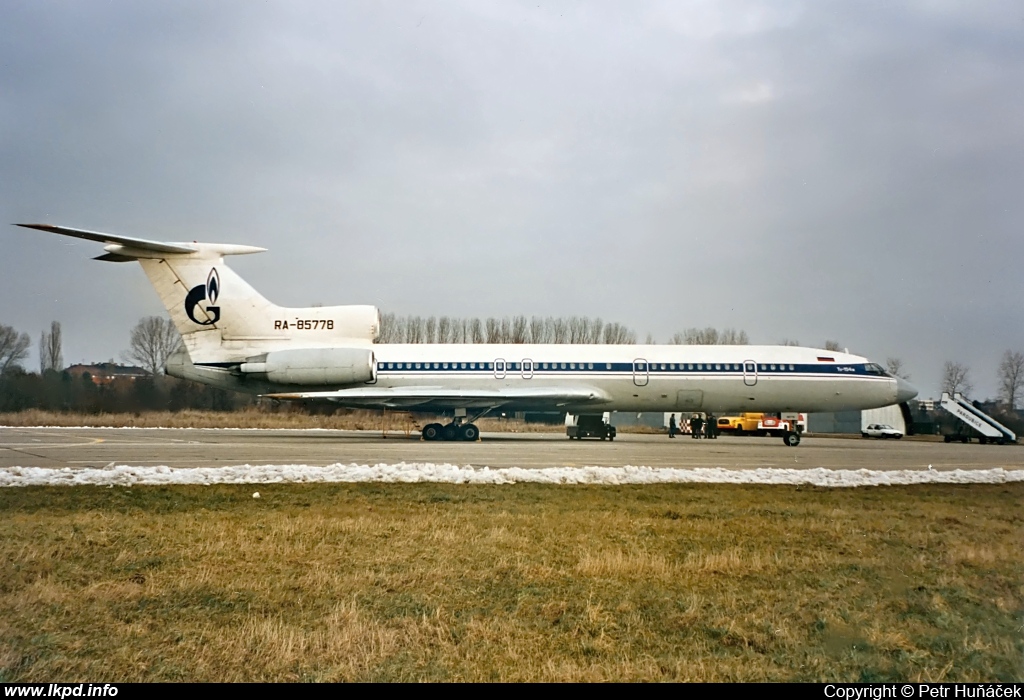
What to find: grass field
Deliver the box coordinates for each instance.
[1,483,1021,682]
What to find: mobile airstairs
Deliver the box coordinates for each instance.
[939,393,1017,444]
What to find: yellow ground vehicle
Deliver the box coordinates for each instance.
[716,413,766,435]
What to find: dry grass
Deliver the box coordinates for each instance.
[0,483,1021,682]
[0,409,668,434]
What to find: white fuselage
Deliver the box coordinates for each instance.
[360,344,899,414]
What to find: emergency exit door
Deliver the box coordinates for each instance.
[633,359,649,386]
[743,360,757,386]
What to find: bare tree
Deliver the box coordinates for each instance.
[602,323,634,344]
[453,318,467,344]
[823,340,842,352]
[124,316,181,375]
[424,316,437,344]
[681,327,718,345]
[719,328,749,345]
[485,318,501,343]
[0,324,30,374]
[779,339,801,346]
[885,357,910,380]
[469,318,485,344]
[39,321,64,373]
[529,316,546,344]
[644,332,655,344]
[510,316,528,344]
[941,361,973,397]
[376,312,397,343]
[437,316,452,344]
[998,350,1024,409]
[405,316,424,343]
[552,318,568,344]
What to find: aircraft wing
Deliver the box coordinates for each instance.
[263,386,612,410]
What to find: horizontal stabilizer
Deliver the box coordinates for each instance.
[15,223,267,259]
[16,224,198,254]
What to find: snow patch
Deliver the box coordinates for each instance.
[1,463,1022,488]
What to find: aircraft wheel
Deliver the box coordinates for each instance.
[442,424,459,441]
[422,423,443,441]
[783,431,801,447]
[944,435,952,443]
[979,436,988,445]
[459,424,480,441]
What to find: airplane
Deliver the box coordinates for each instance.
[17,224,918,446]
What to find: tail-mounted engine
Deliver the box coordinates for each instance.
[239,347,375,386]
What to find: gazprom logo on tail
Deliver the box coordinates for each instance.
[184,268,221,325]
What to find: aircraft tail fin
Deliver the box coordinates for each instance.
[17,224,380,365]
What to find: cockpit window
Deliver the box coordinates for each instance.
[864,363,888,376]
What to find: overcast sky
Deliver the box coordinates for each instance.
[2,1,1022,399]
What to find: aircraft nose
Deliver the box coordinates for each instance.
[896,377,918,404]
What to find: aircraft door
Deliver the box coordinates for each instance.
[494,359,506,379]
[521,359,534,379]
[633,359,649,387]
[743,360,757,387]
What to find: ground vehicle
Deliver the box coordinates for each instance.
[716,413,766,435]
[566,413,616,440]
[756,416,793,437]
[717,413,792,437]
[939,393,1017,444]
[861,423,904,439]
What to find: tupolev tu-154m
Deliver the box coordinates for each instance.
[17,224,917,445]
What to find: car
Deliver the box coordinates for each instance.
[861,424,903,439]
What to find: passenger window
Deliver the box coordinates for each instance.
[588,363,593,370]
[415,363,422,369]
[789,364,794,371]
[697,364,702,370]
[606,363,612,370]
[770,364,776,370]
[570,363,576,370]
[715,364,721,370]
[442,363,449,369]
[560,363,566,369]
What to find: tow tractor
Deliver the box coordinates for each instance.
[565,413,617,440]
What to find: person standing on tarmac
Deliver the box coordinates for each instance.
[668,414,677,438]
[692,414,703,439]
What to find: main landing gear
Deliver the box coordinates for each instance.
[422,408,487,442]
[422,422,480,442]
[783,431,801,447]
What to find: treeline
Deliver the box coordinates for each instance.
[377,314,638,344]
[0,369,246,414]
[668,327,749,345]
[377,315,760,346]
